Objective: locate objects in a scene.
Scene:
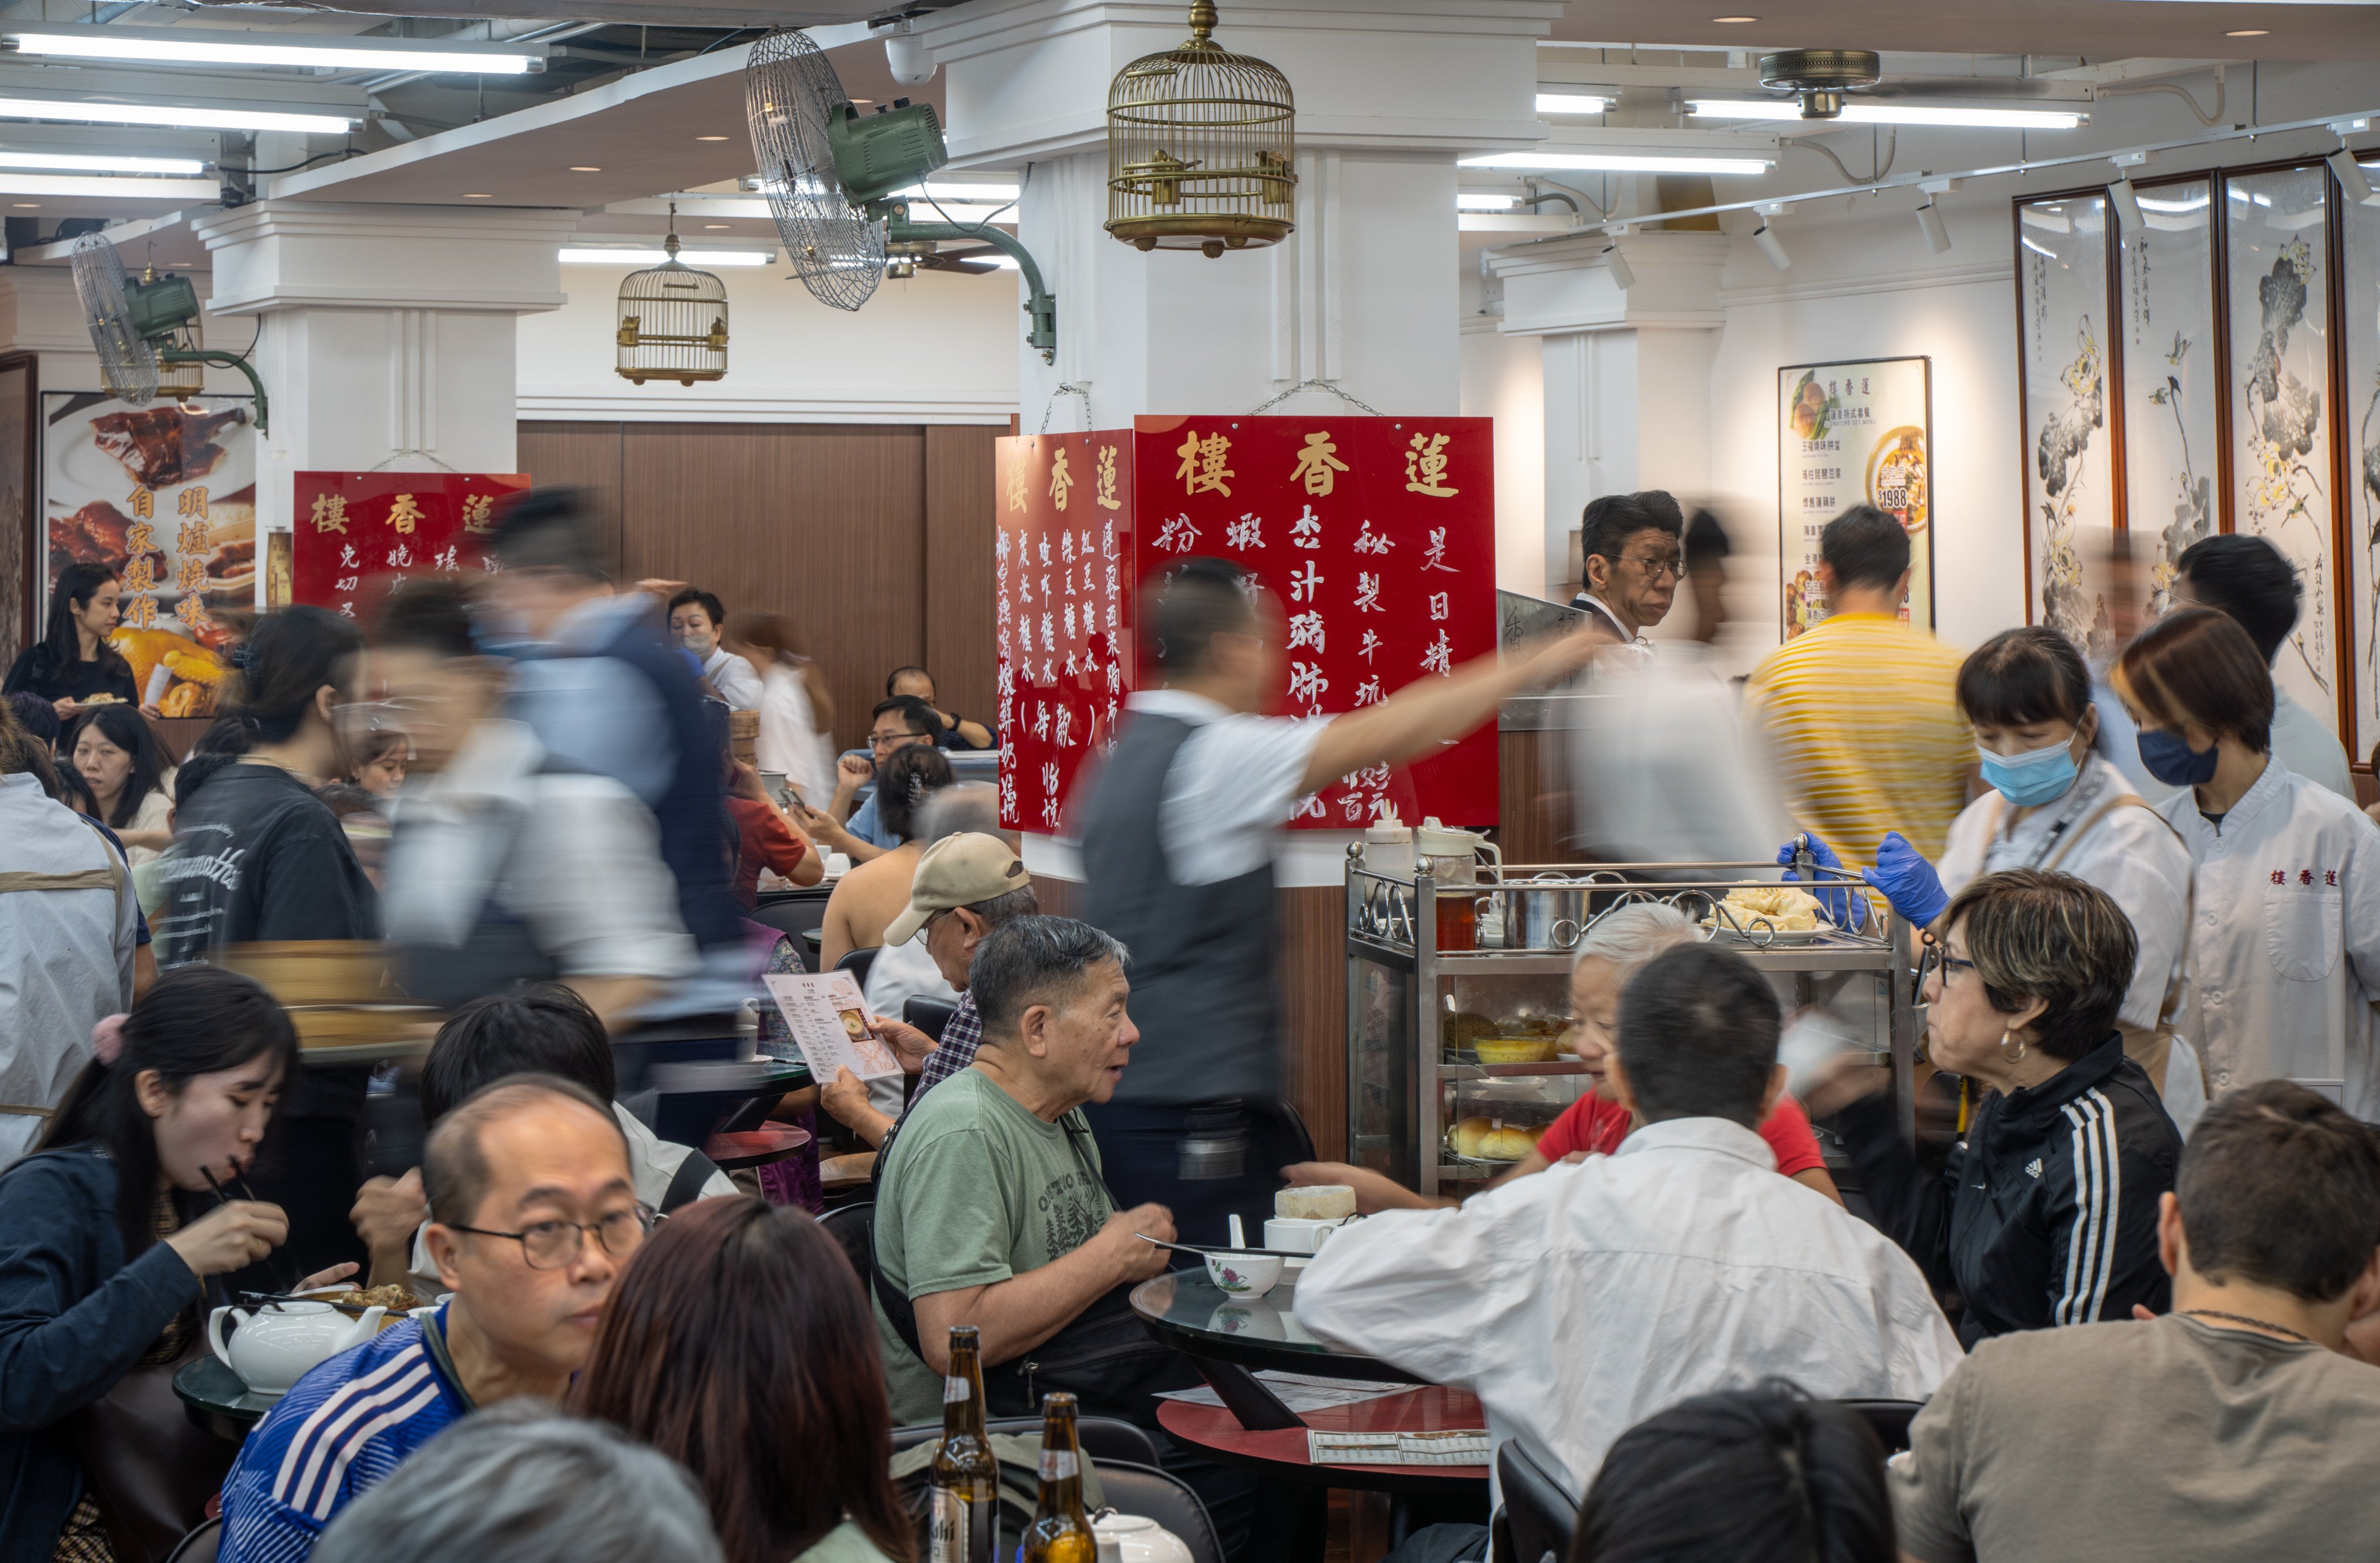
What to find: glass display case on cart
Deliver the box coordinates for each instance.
[1344,847,1921,1199]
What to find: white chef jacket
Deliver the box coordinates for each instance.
[1937,756,2193,1036]
[2159,757,2380,1118]
[699,645,764,710]
[1293,1117,1962,1496]
[2270,688,2357,804]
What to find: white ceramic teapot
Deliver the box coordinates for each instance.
[207,1300,385,1396]
[1093,1512,1194,1563]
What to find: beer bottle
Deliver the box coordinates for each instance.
[929,1326,999,1563]
[1021,1391,1097,1563]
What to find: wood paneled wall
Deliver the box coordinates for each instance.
[517,420,1000,753]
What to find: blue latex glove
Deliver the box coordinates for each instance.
[1774,835,1851,926]
[1859,831,1948,929]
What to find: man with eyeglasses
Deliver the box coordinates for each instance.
[800,695,941,864]
[1569,491,1685,652]
[221,1076,645,1563]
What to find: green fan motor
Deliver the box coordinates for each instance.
[124,269,201,341]
[828,98,948,206]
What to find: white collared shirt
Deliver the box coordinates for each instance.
[2159,758,2380,1115]
[1119,689,1329,885]
[1567,591,1652,656]
[1938,755,2193,1035]
[699,645,764,710]
[1293,1117,1963,1496]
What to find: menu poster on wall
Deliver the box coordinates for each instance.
[44,392,257,632]
[761,972,903,1083]
[290,471,529,620]
[1776,358,1933,641]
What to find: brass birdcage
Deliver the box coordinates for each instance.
[1105,0,1295,257]
[614,209,729,387]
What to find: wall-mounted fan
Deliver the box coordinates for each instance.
[746,27,1057,361]
[71,234,270,431]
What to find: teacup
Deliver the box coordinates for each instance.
[1204,1251,1283,1299]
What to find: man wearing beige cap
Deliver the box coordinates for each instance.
[836,832,1039,1138]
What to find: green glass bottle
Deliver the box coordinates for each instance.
[1021,1392,1097,1563]
[930,1326,1000,1563]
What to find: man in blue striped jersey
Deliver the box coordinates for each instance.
[219,1076,642,1563]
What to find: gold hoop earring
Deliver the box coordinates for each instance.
[2000,1028,2027,1064]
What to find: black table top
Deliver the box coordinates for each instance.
[1130,1271,1411,1384]
[175,1354,277,1441]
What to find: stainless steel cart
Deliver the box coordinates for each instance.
[1344,851,1921,1197]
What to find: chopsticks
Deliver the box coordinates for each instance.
[1136,1233,1311,1261]
[199,1158,295,1289]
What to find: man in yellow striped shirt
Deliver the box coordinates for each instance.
[1742,506,1971,868]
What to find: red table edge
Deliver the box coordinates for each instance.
[1155,1392,1490,1485]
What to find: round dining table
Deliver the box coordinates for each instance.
[174,1354,277,1444]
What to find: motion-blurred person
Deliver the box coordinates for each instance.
[2,563,137,718]
[668,589,764,710]
[371,580,698,1024]
[1569,505,1790,865]
[1742,506,1970,866]
[886,664,992,750]
[1568,491,1682,650]
[1822,627,2196,1106]
[2173,534,2357,802]
[738,614,837,808]
[2082,532,2176,806]
[155,606,379,1279]
[63,703,176,863]
[344,728,409,800]
[0,699,142,1164]
[483,491,744,1009]
[1076,555,1607,1244]
[2114,609,2380,1113]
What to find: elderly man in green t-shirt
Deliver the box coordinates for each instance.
[870,914,1178,1424]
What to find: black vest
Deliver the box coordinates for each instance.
[1077,712,1278,1104]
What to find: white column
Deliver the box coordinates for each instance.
[1490,230,1727,588]
[190,201,577,536]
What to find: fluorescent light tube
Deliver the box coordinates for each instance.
[1535,94,1612,115]
[1461,151,1771,175]
[0,96,352,134]
[0,148,202,173]
[8,30,537,74]
[1688,99,2085,130]
[560,248,772,266]
[0,171,214,197]
[1457,193,1518,210]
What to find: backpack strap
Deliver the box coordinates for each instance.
[659,1146,722,1212]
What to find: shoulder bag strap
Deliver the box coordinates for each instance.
[659,1146,723,1212]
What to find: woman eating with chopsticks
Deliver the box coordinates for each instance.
[0,965,355,1561]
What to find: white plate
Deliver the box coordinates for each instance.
[52,396,255,507]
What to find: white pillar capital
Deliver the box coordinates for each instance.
[191,200,574,317]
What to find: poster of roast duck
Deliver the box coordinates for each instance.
[44,392,256,714]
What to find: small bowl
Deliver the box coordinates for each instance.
[1205,1251,1284,1299]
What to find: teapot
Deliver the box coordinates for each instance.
[208,1300,386,1396]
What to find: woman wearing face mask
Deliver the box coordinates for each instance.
[0,966,355,1560]
[2114,608,2380,1117]
[1808,628,2196,1105]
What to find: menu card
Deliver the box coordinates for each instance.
[761,972,903,1083]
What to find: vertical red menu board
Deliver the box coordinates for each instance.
[996,416,1496,833]
[290,471,531,618]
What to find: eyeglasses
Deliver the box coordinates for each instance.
[870,732,928,751]
[1618,551,1684,581]
[1912,936,1978,1003]
[449,1205,655,1269]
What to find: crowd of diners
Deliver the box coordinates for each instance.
[0,485,2376,1563]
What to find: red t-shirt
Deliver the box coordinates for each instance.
[725,796,809,910]
[1534,1089,1828,1178]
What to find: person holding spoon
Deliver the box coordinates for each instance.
[0,965,356,1560]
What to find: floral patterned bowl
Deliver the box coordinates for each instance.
[1204,1251,1283,1299]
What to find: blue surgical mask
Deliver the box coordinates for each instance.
[1978,737,2079,807]
[2138,728,2220,787]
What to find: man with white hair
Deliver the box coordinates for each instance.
[1287,903,1840,1207]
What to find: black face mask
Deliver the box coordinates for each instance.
[2138,728,2220,787]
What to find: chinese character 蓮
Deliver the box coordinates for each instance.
[1095,444,1123,511]
[462,494,496,534]
[1289,431,1350,496]
[1175,430,1234,497]
[1403,432,1458,497]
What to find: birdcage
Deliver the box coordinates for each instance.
[1105,0,1295,258]
[144,264,206,400]
[614,214,729,387]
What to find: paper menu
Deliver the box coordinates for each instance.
[762,972,904,1082]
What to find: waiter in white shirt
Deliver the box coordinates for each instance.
[1567,491,1683,653]
[2173,534,2358,802]
[1296,942,1959,1503]
[1076,556,1605,1243]
[2114,607,2380,1118]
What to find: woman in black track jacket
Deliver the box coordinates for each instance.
[1824,868,2182,1347]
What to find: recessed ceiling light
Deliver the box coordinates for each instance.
[704,223,730,228]
[695,135,729,141]
[2225,28,2268,35]
[463,192,493,198]
[569,165,600,172]
[1712,15,1758,22]
[11,202,35,208]
[851,98,874,105]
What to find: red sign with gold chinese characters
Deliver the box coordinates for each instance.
[996,416,1495,834]
[290,471,530,621]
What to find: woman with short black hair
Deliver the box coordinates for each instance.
[2,564,138,720]
[1815,869,2182,1346]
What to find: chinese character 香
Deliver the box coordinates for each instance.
[386,493,424,535]
[1289,431,1349,496]
[1049,446,1075,512]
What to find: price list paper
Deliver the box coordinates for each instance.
[761,972,904,1083]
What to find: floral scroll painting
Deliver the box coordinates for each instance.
[2118,179,2220,630]
[2225,164,2338,734]
[2019,195,2114,643]
[2343,160,2380,764]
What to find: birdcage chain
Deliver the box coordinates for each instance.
[1249,378,1384,416]
[1040,381,1094,435]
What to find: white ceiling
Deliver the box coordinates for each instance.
[1547,0,2380,62]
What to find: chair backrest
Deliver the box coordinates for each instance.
[1837,1399,1923,1453]
[835,946,879,989]
[165,1517,221,1563]
[1097,1462,1224,1563]
[889,1415,1160,1470]
[1495,1440,1579,1563]
[817,1200,875,1286]
[747,894,828,946]
[904,995,958,1043]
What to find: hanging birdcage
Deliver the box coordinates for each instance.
[614,210,729,386]
[144,263,206,400]
[1105,0,1295,258]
